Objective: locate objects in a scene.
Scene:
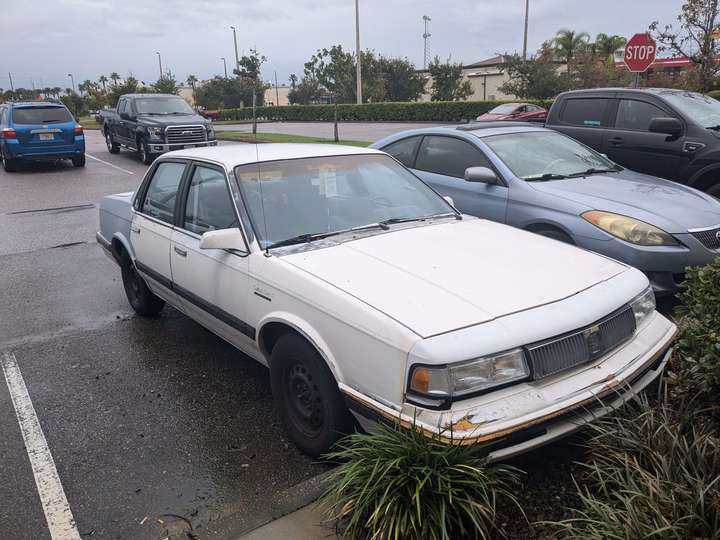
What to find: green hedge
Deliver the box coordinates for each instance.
[217,100,554,123]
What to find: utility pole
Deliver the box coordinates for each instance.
[67,73,75,93]
[522,0,530,61]
[422,15,432,70]
[8,72,14,94]
[156,52,163,78]
[221,57,228,78]
[230,26,240,75]
[355,0,362,104]
[274,70,280,106]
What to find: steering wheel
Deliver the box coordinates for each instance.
[542,158,571,175]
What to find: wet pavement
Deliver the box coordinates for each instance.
[0,131,326,540]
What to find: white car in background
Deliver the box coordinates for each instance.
[97,144,677,459]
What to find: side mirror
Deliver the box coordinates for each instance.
[648,117,682,137]
[119,112,131,121]
[464,166,499,185]
[199,228,246,251]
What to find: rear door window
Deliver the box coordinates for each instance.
[560,98,610,127]
[11,107,72,125]
[415,136,492,178]
[140,162,187,224]
[382,137,421,167]
[614,99,669,131]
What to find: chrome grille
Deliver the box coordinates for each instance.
[526,307,636,380]
[166,125,207,144]
[690,227,720,250]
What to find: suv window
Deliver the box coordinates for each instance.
[615,99,668,131]
[415,136,491,178]
[382,137,421,167]
[560,98,609,127]
[184,166,238,234]
[11,106,73,125]
[141,162,186,223]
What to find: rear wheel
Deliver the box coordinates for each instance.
[137,137,154,165]
[1,147,17,172]
[72,154,86,167]
[105,130,120,154]
[121,261,165,316]
[270,333,354,457]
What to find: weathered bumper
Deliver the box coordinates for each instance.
[342,312,676,461]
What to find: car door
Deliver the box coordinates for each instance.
[411,135,509,223]
[131,160,188,304]
[170,161,254,351]
[115,99,129,142]
[553,95,614,151]
[602,96,689,180]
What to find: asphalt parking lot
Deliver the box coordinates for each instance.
[0,131,327,540]
[213,121,448,140]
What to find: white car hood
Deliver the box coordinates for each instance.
[282,219,627,338]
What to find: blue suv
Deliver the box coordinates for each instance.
[0,101,86,172]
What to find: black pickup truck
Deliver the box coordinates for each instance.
[99,94,216,164]
[545,88,720,197]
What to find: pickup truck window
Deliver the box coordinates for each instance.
[135,97,194,115]
[560,98,609,127]
[141,162,186,224]
[415,136,492,178]
[615,100,668,131]
[118,100,126,114]
[184,166,238,234]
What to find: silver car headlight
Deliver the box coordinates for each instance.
[147,127,163,140]
[630,286,656,329]
[582,211,679,246]
[408,348,529,406]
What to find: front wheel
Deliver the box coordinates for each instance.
[270,334,354,457]
[121,262,165,316]
[72,154,86,167]
[137,137,154,165]
[706,183,720,200]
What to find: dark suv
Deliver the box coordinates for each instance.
[545,88,720,197]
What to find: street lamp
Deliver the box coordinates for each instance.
[221,57,228,78]
[522,0,530,61]
[230,26,240,75]
[156,52,163,79]
[67,73,75,93]
[355,0,362,104]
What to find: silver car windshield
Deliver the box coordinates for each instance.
[234,154,454,249]
[662,91,720,129]
[483,131,618,180]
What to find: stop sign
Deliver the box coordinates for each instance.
[624,33,657,72]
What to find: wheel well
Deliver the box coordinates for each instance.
[523,223,575,244]
[111,238,130,267]
[259,322,300,358]
[691,171,720,194]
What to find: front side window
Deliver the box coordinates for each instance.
[11,106,72,125]
[235,154,452,249]
[141,162,186,223]
[488,104,519,115]
[134,97,194,115]
[615,100,668,131]
[382,137,421,167]
[560,98,609,127]
[483,131,617,180]
[184,166,238,234]
[415,136,491,178]
[661,91,720,129]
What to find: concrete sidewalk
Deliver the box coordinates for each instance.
[240,504,334,540]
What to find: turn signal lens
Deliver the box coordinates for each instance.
[410,367,430,393]
[2,128,17,139]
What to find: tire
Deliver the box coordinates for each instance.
[270,333,354,457]
[534,227,574,245]
[72,154,86,167]
[121,261,165,316]
[137,137,154,165]
[105,130,120,154]
[1,147,17,172]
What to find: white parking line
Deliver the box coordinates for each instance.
[1,352,81,540]
[86,153,135,175]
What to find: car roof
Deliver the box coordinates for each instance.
[122,93,183,98]
[163,143,384,168]
[558,87,697,97]
[10,101,66,108]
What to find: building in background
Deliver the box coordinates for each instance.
[264,84,291,106]
[178,86,195,106]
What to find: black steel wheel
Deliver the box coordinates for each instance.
[121,262,165,316]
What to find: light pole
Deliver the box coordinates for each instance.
[274,70,279,106]
[230,26,240,75]
[67,73,75,93]
[156,52,163,79]
[355,0,362,104]
[221,57,228,78]
[522,0,530,61]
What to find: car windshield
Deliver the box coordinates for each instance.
[488,104,518,115]
[12,106,72,125]
[483,131,619,180]
[661,91,720,129]
[234,154,454,249]
[134,97,194,115]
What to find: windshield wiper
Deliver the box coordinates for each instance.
[568,167,620,177]
[525,173,570,181]
[266,231,342,250]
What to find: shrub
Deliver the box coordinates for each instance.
[217,100,554,123]
[551,400,720,539]
[318,422,523,540]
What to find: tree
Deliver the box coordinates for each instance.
[108,76,140,106]
[651,0,720,92]
[288,77,324,104]
[289,74,298,89]
[153,72,179,94]
[109,72,121,87]
[233,48,269,106]
[378,56,425,101]
[98,75,108,93]
[52,87,62,99]
[594,33,627,60]
[427,57,473,101]
[553,29,590,70]
[500,52,562,99]
[303,45,357,102]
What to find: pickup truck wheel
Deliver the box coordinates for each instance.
[121,262,165,316]
[105,131,120,154]
[72,155,86,167]
[270,334,354,457]
[137,138,154,165]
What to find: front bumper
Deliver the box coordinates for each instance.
[342,312,676,461]
[146,139,217,154]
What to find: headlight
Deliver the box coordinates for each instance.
[582,211,679,246]
[408,348,529,406]
[630,286,656,329]
[207,125,215,138]
[147,127,163,140]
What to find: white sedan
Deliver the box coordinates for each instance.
[97,144,677,459]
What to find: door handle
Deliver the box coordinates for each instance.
[608,137,623,146]
[174,246,187,257]
[130,225,140,234]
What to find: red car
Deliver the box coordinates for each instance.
[476,103,547,122]
[198,109,220,121]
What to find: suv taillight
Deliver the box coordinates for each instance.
[2,128,17,139]
[74,126,83,135]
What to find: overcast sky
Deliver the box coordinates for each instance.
[1,0,682,90]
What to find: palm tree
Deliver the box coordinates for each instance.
[109,72,120,87]
[553,28,590,70]
[98,75,108,93]
[52,87,62,99]
[595,33,627,61]
[186,74,198,103]
[43,87,51,99]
